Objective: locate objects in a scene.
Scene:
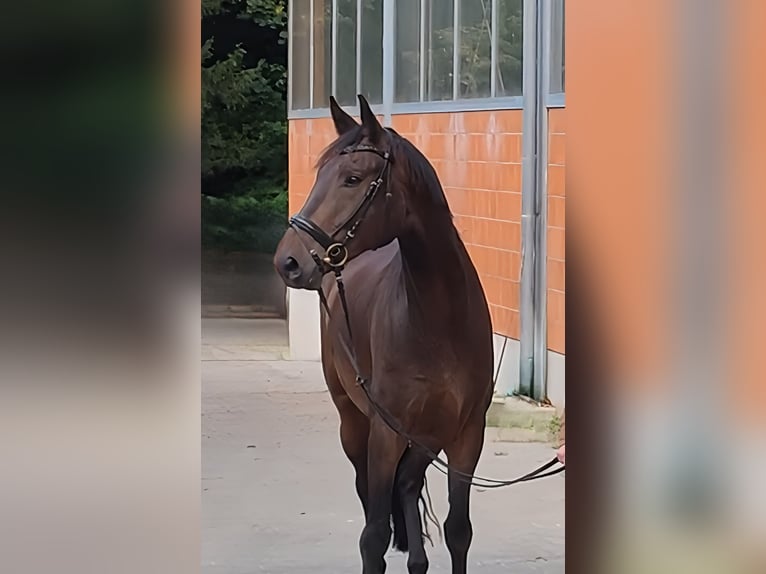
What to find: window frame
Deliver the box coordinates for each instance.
[288,0,564,116]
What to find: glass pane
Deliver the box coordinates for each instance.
[360,0,384,105]
[496,0,523,97]
[550,0,565,94]
[312,0,333,108]
[395,0,421,103]
[425,0,455,101]
[459,0,492,99]
[291,0,311,109]
[336,0,358,105]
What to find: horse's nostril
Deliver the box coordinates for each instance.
[283,256,301,279]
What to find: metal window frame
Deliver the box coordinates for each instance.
[452,0,460,100]
[287,0,294,110]
[356,0,362,96]
[532,0,552,401]
[517,0,538,399]
[331,0,338,96]
[383,0,395,124]
[289,0,566,112]
[490,0,498,97]
[309,0,315,108]
[419,0,427,102]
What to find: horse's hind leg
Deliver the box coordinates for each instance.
[394,448,433,573]
[359,419,407,574]
[444,418,485,574]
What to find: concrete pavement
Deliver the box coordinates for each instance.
[202,320,564,573]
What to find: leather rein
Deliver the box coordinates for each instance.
[288,142,564,488]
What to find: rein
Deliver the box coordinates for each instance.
[289,142,564,489]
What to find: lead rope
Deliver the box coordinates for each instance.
[321,274,565,489]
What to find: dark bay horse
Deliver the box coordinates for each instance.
[273,94,494,573]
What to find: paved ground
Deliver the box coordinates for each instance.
[202,320,564,573]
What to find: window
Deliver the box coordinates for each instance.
[394,0,421,103]
[425,0,455,102]
[458,0,492,99]
[496,0,523,97]
[289,0,531,111]
[360,0,384,105]
[313,0,333,108]
[550,0,565,95]
[336,0,358,106]
[290,0,311,110]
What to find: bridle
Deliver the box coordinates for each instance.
[288,140,564,489]
[289,142,392,275]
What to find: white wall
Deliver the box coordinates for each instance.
[286,289,321,361]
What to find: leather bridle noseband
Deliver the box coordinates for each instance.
[288,140,564,489]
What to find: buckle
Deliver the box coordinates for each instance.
[323,243,349,268]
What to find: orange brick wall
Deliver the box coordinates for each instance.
[390,112,523,340]
[547,109,566,354]
[288,110,538,342]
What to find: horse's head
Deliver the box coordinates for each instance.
[274,95,406,290]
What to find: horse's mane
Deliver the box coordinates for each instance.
[316,126,451,214]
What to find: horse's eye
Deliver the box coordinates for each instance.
[344,175,361,187]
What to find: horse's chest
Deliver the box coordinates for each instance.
[381,336,465,380]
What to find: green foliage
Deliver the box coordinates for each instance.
[202,39,286,180]
[202,0,288,252]
[202,188,287,252]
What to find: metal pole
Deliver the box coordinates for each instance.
[420,0,427,102]
[332,0,338,97]
[287,0,294,110]
[490,0,498,97]
[356,0,362,98]
[309,0,315,108]
[382,0,395,125]
[517,0,539,398]
[452,0,460,100]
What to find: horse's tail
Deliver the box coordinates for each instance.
[391,487,409,552]
[420,474,442,545]
[391,465,443,553]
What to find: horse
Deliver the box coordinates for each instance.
[273,94,494,574]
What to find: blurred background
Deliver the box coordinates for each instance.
[202,0,289,320]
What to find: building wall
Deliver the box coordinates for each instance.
[547,108,566,354]
[390,111,523,340]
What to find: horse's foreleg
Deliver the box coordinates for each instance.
[359,418,407,574]
[444,418,485,574]
[337,397,371,514]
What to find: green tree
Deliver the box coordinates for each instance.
[202,0,288,252]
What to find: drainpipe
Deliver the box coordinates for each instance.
[517,0,540,398]
[532,0,551,401]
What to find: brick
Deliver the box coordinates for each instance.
[547,258,566,292]
[547,165,566,197]
[548,109,566,134]
[465,111,490,134]
[548,134,566,166]
[548,196,566,228]
[492,110,523,134]
[499,279,520,311]
[498,249,521,281]
[495,191,521,222]
[548,227,565,260]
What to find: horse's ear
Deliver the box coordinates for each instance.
[329,96,358,135]
[357,94,384,142]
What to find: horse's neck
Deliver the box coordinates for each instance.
[397,211,470,329]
